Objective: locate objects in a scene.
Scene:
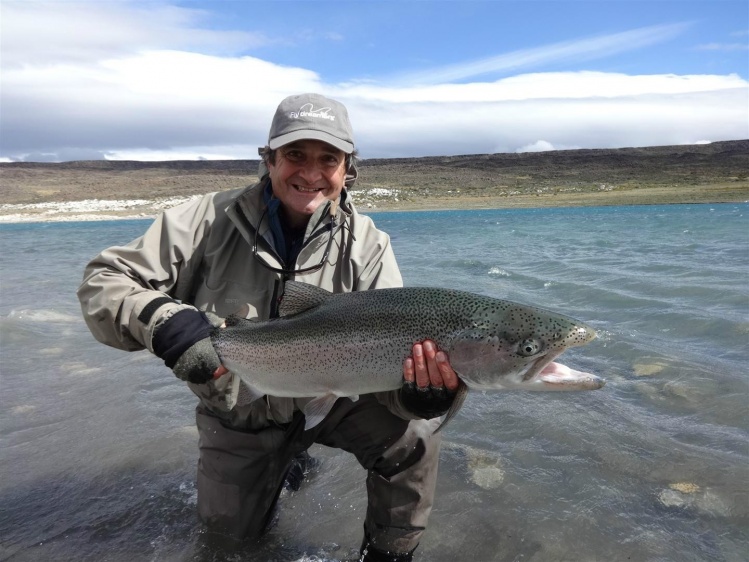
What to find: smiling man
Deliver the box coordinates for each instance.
[268,139,346,226]
[78,93,459,561]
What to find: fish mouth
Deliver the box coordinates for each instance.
[536,361,605,390]
[523,352,605,390]
[518,323,601,390]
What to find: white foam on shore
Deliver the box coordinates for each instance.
[0,190,403,222]
[0,196,200,223]
[352,186,400,209]
[5,199,151,212]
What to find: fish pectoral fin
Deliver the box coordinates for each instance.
[233,373,266,403]
[433,380,469,434]
[302,394,340,430]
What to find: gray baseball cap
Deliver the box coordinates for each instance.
[268,93,355,154]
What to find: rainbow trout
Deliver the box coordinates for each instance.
[212,281,603,430]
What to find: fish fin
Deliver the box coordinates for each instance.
[302,394,339,430]
[233,373,266,403]
[433,380,469,434]
[231,303,252,319]
[225,373,240,409]
[224,314,247,328]
[280,281,333,317]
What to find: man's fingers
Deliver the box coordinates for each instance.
[436,351,460,391]
[403,357,415,383]
[422,340,443,388]
[213,365,229,379]
[407,340,460,390]
[412,343,431,388]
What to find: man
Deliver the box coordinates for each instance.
[77,93,459,561]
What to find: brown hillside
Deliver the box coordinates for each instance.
[1,140,747,210]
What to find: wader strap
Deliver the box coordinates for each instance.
[137,296,177,324]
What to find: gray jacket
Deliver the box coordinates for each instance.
[77,179,416,429]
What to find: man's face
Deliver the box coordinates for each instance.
[268,139,348,228]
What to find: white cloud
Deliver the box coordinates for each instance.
[106,145,257,161]
[1,1,747,162]
[0,0,268,66]
[517,141,561,153]
[348,87,748,157]
[338,72,747,102]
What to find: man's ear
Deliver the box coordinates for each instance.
[344,159,358,188]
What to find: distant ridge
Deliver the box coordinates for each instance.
[1,140,747,207]
[2,139,746,171]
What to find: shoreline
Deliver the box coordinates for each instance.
[1,184,746,224]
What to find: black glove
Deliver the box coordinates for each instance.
[152,308,223,384]
[399,381,458,419]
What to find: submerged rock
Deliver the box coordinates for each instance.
[657,482,733,517]
[633,361,667,376]
[669,482,700,494]
[442,441,505,490]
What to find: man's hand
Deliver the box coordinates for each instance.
[152,308,227,384]
[400,340,460,419]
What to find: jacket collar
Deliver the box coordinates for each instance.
[225,179,353,248]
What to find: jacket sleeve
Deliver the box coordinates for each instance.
[76,195,217,353]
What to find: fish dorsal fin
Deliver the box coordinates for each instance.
[280,281,333,317]
[223,314,244,328]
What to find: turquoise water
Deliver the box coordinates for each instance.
[1,204,747,561]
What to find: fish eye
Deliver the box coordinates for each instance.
[517,338,541,357]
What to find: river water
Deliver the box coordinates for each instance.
[1,203,747,561]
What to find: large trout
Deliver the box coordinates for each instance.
[212,281,603,430]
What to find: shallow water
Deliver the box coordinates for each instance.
[1,204,747,561]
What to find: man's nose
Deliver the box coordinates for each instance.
[297,162,323,183]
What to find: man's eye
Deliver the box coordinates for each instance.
[321,155,341,167]
[284,151,304,162]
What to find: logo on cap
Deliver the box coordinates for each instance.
[289,103,336,122]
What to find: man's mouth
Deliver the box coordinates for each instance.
[294,185,324,193]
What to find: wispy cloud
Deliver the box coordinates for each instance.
[695,43,749,51]
[0,0,270,67]
[694,29,748,52]
[391,23,692,85]
[336,72,747,103]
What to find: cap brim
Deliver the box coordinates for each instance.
[269,130,354,153]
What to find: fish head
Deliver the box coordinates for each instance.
[448,303,603,392]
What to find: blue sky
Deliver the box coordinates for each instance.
[1,0,747,161]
